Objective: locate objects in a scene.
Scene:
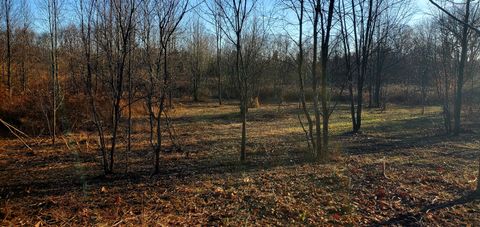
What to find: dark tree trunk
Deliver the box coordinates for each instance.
[5,0,12,97]
[454,0,470,135]
[312,0,322,159]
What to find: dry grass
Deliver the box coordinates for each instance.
[0,101,479,226]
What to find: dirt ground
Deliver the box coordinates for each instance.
[1,102,479,226]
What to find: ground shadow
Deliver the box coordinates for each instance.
[340,114,477,156]
[375,192,480,226]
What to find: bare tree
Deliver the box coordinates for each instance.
[216,0,257,162]
[429,0,480,193]
[341,0,382,133]
[204,0,225,105]
[430,0,480,135]
[369,0,413,108]
[281,0,316,155]
[93,0,137,174]
[282,0,335,160]
[77,0,111,173]
[317,0,336,158]
[45,0,62,145]
[188,19,210,102]
[454,0,471,136]
[153,0,189,174]
[139,0,157,171]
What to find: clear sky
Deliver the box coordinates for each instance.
[28,0,436,33]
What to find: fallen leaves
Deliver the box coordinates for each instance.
[1,103,479,226]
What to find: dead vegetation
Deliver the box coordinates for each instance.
[0,102,479,226]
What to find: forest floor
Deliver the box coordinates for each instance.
[1,101,479,226]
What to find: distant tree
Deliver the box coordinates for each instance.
[204,0,225,105]
[369,0,413,108]
[17,0,32,92]
[411,22,436,115]
[243,15,269,108]
[188,19,210,102]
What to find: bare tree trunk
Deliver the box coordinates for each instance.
[421,69,427,115]
[151,0,188,174]
[237,31,247,162]
[454,0,470,135]
[373,39,384,108]
[293,0,315,153]
[320,0,336,157]
[477,157,480,193]
[155,43,170,174]
[217,29,222,105]
[240,99,247,161]
[339,0,355,132]
[47,0,60,145]
[126,44,133,174]
[5,0,12,97]
[311,0,322,159]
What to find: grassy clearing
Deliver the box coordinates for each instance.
[0,101,479,225]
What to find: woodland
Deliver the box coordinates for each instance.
[0,0,479,225]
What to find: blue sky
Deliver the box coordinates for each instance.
[28,0,435,33]
[411,0,435,24]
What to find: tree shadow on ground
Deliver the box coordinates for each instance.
[340,114,477,156]
[375,192,480,226]
[1,146,315,200]
[172,105,301,124]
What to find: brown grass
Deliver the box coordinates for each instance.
[0,101,479,225]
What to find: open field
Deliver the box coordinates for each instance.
[1,102,479,226]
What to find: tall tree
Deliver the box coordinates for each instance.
[317,0,336,158]
[429,0,480,193]
[454,0,471,136]
[341,0,382,133]
[45,0,61,145]
[282,0,316,155]
[153,0,189,174]
[94,0,137,174]
[77,0,110,173]
[216,0,257,162]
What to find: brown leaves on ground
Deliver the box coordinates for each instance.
[0,102,479,226]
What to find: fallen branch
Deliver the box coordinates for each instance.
[0,118,33,152]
